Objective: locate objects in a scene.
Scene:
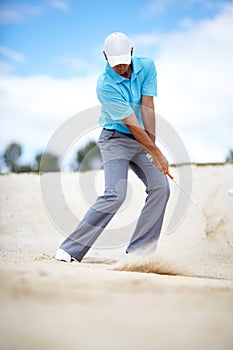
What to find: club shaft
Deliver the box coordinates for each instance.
[166,171,200,209]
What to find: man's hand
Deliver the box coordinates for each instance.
[151,147,169,174]
[123,113,169,174]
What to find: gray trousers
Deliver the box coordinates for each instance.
[60,129,170,261]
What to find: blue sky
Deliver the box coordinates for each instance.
[0,0,233,165]
[0,0,227,77]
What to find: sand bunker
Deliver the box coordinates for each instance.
[0,164,233,350]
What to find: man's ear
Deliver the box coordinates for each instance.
[131,47,134,56]
[103,51,108,61]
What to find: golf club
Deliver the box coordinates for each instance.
[146,154,201,210]
[165,171,201,210]
[165,171,233,249]
[147,154,233,249]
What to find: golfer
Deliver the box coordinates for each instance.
[55,32,170,262]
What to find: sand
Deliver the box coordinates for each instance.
[0,164,233,350]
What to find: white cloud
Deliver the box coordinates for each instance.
[0,3,233,164]
[0,61,11,75]
[142,0,174,17]
[135,3,233,162]
[0,1,70,24]
[131,33,160,48]
[0,4,43,24]
[0,46,26,62]
[0,46,26,76]
[142,0,225,18]
[60,56,98,73]
[0,74,99,162]
[49,0,70,12]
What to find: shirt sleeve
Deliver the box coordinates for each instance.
[141,59,157,97]
[97,84,134,121]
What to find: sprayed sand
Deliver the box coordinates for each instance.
[0,165,233,350]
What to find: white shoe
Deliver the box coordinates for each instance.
[54,248,72,262]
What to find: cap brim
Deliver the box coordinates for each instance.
[107,53,131,67]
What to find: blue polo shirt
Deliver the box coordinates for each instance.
[96,56,157,134]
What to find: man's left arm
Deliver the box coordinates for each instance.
[141,95,156,143]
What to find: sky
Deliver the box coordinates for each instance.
[0,0,233,165]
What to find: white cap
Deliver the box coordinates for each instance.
[104,32,132,67]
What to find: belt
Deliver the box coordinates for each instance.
[103,128,135,140]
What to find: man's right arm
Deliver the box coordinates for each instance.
[122,113,168,174]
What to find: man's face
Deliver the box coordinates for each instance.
[112,63,130,76]
[103,48,133,77]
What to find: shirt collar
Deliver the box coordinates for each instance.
[106,62,126,83]
[131,57,143,75]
